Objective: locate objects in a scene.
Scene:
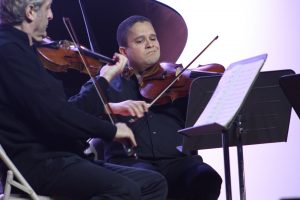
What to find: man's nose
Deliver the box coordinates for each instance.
[48,9,53,20]
[145,39,154,48]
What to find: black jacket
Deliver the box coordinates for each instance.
[0,25,116,175]
[70,73,188,160]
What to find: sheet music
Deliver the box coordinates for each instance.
[194,55,267,128]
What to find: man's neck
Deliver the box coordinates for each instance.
[133,63,159,75]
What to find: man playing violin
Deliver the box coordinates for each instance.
[71,15,222,199]
[0,1,168,199]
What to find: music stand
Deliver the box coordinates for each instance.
[179,68,293,200]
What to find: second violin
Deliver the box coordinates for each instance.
[138,62,225,105]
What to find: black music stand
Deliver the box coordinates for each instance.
[179,69,293,200]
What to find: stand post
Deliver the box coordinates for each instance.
[236,115,246,200]
[222,129,232,200]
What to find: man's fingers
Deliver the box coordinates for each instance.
[143,103,150,112]
[127,107,136,117]
[130,101,149,118]
[111,100,149,117]
[128,134,137,147]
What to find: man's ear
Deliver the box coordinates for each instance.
[119,47,126,55]
[24,4,36,22]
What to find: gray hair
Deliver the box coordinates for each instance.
[0,0,46,25]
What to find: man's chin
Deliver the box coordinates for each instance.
[147,57,160,66]
[33,34,47,42]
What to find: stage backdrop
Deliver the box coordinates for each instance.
[158,0,300,199]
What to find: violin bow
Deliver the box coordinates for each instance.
[63,17,116,124]
[62,17,137,158]
[149,35,219,107]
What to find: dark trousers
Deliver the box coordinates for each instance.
[23,155,167,200]
[109,155,222,200]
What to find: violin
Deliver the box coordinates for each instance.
[138,62,225,105]
[137,35,224,106]
[37,37,115,77]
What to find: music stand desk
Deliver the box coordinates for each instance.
[179,69,293,200]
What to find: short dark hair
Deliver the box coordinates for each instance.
[117,15,152,47]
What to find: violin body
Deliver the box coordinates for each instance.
[37,38,108,77]
[139,62,225,105]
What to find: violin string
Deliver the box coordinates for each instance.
[78,0,95,52]
[149,35,219,107]
[62,17,115,125]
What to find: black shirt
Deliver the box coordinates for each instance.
[70,74,188,160]
[0,25,116,174]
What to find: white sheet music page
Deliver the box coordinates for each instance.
[194,54,267,128]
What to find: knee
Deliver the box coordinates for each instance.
[99,184,141,200]
[213,169,222,185]
[192,169,222,195]
[90,180,141,200]
[149,172,168,198]
[120,184,141,200]
[203,169,222,187]
[125,172,167,200]
[208,170,222,192]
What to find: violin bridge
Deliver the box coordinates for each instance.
[175,67,181,79]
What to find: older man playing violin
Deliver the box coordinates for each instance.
[0,1,168,199]
[70,15,222,200]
